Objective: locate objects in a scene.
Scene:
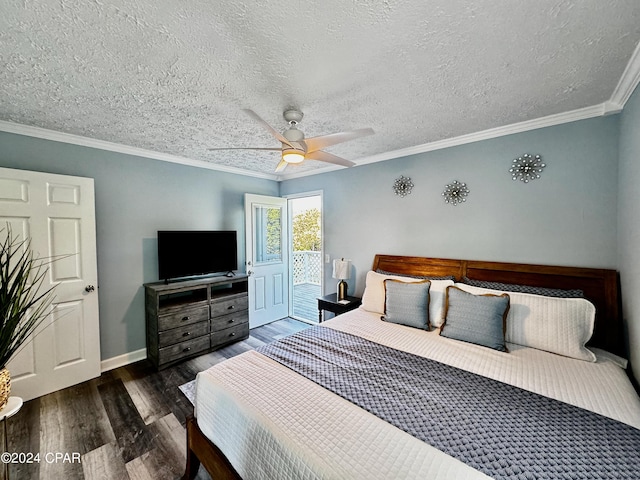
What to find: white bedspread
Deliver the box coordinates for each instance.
[195,308,640,480]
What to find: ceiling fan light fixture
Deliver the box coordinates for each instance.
[282,149,305,164]
[225,109,374,172]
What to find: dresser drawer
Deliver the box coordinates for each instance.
[211,310,248,332]
[210,296,248,317]
[158,305,209,331]
[158,322,209,348]
[211,322,249,348]
[158,335,210,365]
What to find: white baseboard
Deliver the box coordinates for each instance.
[101,348,147,372]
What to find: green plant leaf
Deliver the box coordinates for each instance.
[0,226,59,368]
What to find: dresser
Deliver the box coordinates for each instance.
[144,274,249,369]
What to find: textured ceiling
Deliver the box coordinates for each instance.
[1,1,640,179]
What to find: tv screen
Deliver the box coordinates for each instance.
[157,230,238,280]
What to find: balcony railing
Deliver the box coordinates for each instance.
[293,250,322,285]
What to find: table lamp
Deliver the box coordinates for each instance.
[332,258,351,301]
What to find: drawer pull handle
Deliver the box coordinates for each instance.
[227,305,235,310]
[229,318,235,323]
[230,332,236,337]
[183,347,191,353]
[181,316,190,321]
[182,332,191,337]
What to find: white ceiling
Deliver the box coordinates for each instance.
[2,1,640,180]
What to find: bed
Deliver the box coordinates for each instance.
[182,255,640,480]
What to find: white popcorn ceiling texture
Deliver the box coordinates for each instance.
[1,1,639,176]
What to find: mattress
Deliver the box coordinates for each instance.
[194,308,640,479]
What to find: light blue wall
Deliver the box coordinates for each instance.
[0,112,628,369]
[618,84,640,382]
[0,132,278,361]
[281,116,620,301]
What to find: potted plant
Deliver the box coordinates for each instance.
[0,228,57,410]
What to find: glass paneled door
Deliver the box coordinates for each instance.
[245,194,289,327]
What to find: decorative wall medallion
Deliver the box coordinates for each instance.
[393,175,414,197]
[509,153,545,183]
[442,180,469,206]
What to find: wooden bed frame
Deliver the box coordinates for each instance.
[182,254,623,480]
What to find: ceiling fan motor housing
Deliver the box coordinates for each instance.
[283,109,304,124]
[281,116,306,164]
[283,126,304,142]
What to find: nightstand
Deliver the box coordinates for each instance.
[317,293,362,322]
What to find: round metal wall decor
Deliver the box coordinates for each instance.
[393,175,414,197]
[509,153,545,183]
[442,180,469,206]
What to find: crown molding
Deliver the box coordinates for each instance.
[3,66,636,184]
[280,43,640,182]
[356,103,609,166]
[279,102,610,181]
[0,120,279,181]
[610,41,640,108]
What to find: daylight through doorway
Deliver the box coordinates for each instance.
[289,194,322,322]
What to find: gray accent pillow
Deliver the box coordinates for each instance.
[460,277,583,298]
[440,286,510,352]
[382,279,431,330]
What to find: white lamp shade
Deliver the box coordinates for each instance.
[332,259,351,280]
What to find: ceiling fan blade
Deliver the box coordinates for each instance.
[303,128,374,153]
[207,147,281,151]
[305,150,355,168]
[243,109,293,148]
[275,159,288,173]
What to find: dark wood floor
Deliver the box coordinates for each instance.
[5,318,311,480]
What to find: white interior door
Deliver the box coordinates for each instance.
[245,194,289,328]
[0,167,100,401]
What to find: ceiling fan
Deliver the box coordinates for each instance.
[209,109,374,173]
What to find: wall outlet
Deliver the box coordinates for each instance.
[325,254,330,263]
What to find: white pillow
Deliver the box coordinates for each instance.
[361,271,453,327]
[453,283,596,362]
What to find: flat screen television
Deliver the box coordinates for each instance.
[157,230,238,281]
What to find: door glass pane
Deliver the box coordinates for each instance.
[254,205,282,265]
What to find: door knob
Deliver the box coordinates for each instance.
[247,270,254,276]
[85,285,95,293]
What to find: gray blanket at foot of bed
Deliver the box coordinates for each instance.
[257,326,640,479]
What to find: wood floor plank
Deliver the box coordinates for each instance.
[242,334,268,349]
[82,442,130,480]
[155,367,198,425]
[43,379,117,453]
[187,349,227,373]
[153,413,186,461]
[7,397,41,480]
[216,339,256,359]
[250,318,310,344]
[124,457,155,480]
[39,379,116,480]
[129,414,186,479]
[116,367,170,426]
[97,378,155,464]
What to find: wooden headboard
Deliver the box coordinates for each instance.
[372,255,623,356]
